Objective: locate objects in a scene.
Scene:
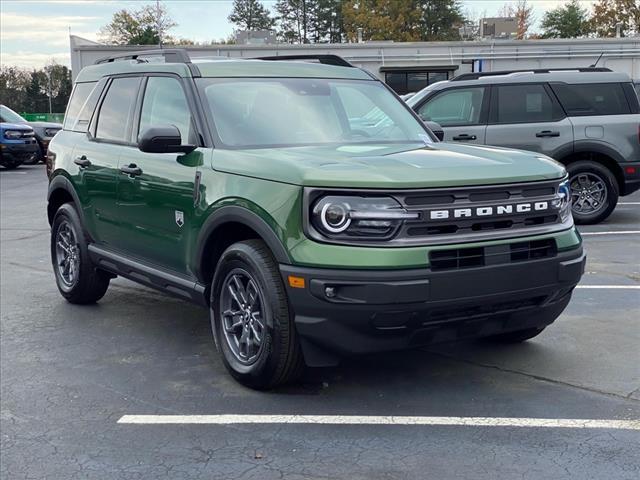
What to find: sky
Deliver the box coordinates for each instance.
[1,0,599,69]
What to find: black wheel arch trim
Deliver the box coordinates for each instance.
[47,174,85,227]
[194,205,292,282]
[571,140,626,164]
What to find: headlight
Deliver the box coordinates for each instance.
[44,128,60,137]
[4,130,22,139]
[552,180,572,223]
[310,195,418,239]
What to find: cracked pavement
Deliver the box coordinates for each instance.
[1,166,639,479]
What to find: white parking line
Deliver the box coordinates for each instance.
[576,285,640,289]
[117,414,640,430]
[618,202,640,205]
[581,231,640,236]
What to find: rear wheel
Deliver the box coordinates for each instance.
[51,203,111,304]
[210,240,303,389]
[567,160,618,225]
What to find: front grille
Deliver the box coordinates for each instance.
[391,180,567,244]
[429,238,557,271]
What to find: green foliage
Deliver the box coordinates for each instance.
[229,0,275,31]
[590,0,640,38]
[99,2,177,45]
[342,0,463,42]
[0,63,72,114]
[541,0,591,39]
[275,0,346,43]
[418,0,465,41]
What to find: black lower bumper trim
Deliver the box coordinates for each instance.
[281,247,585,366]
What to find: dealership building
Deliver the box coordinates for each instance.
[70,36,639,94]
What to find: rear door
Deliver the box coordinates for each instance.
[73,76,141,245]
[485,83,573,158]
[116,74,204,274]
[414,86,488,144]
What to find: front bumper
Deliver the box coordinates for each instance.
[0,142,39,164]
[281,246,585,366]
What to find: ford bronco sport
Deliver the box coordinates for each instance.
[47,50,585,389]
[407,68,640,225]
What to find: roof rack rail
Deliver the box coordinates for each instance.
[95,49,192,65]
[451,67,613,81]
[254,54,353,68]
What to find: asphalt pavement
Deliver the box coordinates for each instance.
[1,165,639,480]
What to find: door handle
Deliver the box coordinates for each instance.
[120,163,142,176]
[74,155,91,168]
[452,134,477,141]
[536,130,560,138]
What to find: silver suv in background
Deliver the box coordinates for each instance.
[407,68,640,224]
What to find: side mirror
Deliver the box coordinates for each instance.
[424,120,444,142]
[138,125,196,154]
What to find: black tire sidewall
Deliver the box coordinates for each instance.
[567,161,618,225]
[210,242,291,388]
[51,203,106,301]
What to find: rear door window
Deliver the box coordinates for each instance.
[551,83,631,116]
[494,84,562,124]
[95,77,141,142]
[418,87,486,126]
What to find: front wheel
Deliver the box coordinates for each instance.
[210,240,303,389]
[567,161,618,225]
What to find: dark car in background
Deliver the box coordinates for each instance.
[0,105,62,163]
[0,122,39,169]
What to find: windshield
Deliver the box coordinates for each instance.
[0,105,26,124]
[198,78,432,148]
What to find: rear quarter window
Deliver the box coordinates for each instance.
[551,83,631,116]
[63,82,97,131]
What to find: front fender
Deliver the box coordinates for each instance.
[193,203,292,282]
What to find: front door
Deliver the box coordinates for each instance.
[485,83,573,157]
[116,75,204,274]
[415,86,489,145]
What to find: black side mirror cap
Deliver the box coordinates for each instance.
[424,121,444,142]
[138,125,196,154]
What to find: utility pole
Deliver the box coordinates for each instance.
[157,0,162,47]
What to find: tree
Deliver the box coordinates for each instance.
[499,0,533,39]
[342,0,464,43]
[418,0,465,41]
[228,0,275,31]
[342,0,421,42]
[315,0,345,43]
[276,0,314,43]
[99,2,177,45]
[589,0,640,38]
[541,0,591,38]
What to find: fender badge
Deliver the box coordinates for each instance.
[175,210,184,228]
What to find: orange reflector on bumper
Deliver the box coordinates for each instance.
[288,276,305,289]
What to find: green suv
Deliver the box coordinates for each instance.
[47,50,585,389]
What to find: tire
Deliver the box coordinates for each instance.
[210,239,304,389]
[1,159,23,169]
[485,327,546,343]
[567,160,618,225]
[51,203,111,304]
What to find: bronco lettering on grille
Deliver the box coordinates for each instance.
[429,202,550,220]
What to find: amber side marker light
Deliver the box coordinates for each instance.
[288,276,306,289]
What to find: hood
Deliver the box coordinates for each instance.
[211,142,566,189]
[0,122,33,132]
[27,121,62,129]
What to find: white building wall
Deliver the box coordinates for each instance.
[70,36,640,82]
